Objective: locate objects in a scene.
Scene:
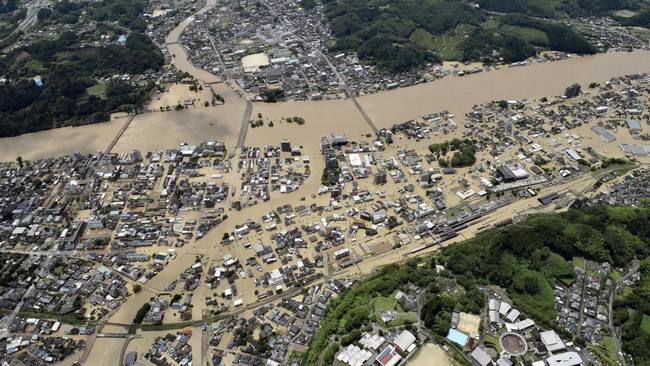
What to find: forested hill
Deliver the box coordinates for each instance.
[310,0,649,72]
[302,205,650,366]
[442,205,650,365]
[0,0,162,138]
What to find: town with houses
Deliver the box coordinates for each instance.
[0,0,649,365]
[0,69,648,366]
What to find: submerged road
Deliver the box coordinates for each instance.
[105,112,136,154]
[237,101,253,149]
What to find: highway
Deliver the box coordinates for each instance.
[1,0,49,42]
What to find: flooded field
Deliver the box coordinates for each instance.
[241,52,270,72]
[147,83,214,112]
[84,338,126,366]
[246,98,373,148]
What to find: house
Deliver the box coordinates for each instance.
[626,119,642,132]
[375,345,402,366]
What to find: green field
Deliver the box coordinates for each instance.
[409,28,436,49]
[371,295,418,327]
[500,24,549,46]
[484,334,502,353]
[616,286,633,301]
[510,272,556,323]
[572,257,587,270]
[603,336,618,355]
[590,337,620,366]
[641,314,650,334]
[429,24,477,60]
[86,82,107,98]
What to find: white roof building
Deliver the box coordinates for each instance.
[505,309,520,323]
[505,318,535,332]
[336,344,373,366]
[499,302,511,315]
[393,330,416,352]
[489,298,500,311]
[359,333,385,350]
[546,352,582,366]
[540,330,566,353]
[489,310,500,323]
[470,347,493,366]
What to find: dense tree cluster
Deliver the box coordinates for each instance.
[615,257,650,365]
[429,138,477,168]
[132,303,151,324]
[0,6,24,39]
[462,29,536,62]
[302,206,649,366]
[0,5,163,137]
[324,0,477,72]
[87,0,147,32]
[618,8,650,28]
[316,0,604,71]
[36,0,84,24]
[442,206,650,323]
[0,0,18,14]
[477,0,649,17]
[301,261,436,366]
[501,15,596,54]
[421,284,484,336]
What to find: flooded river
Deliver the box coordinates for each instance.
[1,11,648,163]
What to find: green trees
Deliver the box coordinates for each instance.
[462,29,536,62]
[322,0,599,70]
[429,139,477,167]
[325,0,477,72]
[443,205,650,323]
[0,27,161,137]
[501,15,596,55]
[477,0,638,17]
[617,258,650,365]
[302,261,436,366]
[132,303,151,324]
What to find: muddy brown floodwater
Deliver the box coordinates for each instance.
[0,40,648,162]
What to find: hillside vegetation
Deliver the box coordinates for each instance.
[314,0,646,72]
[303,205,650,366]
[0,0,161,137]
